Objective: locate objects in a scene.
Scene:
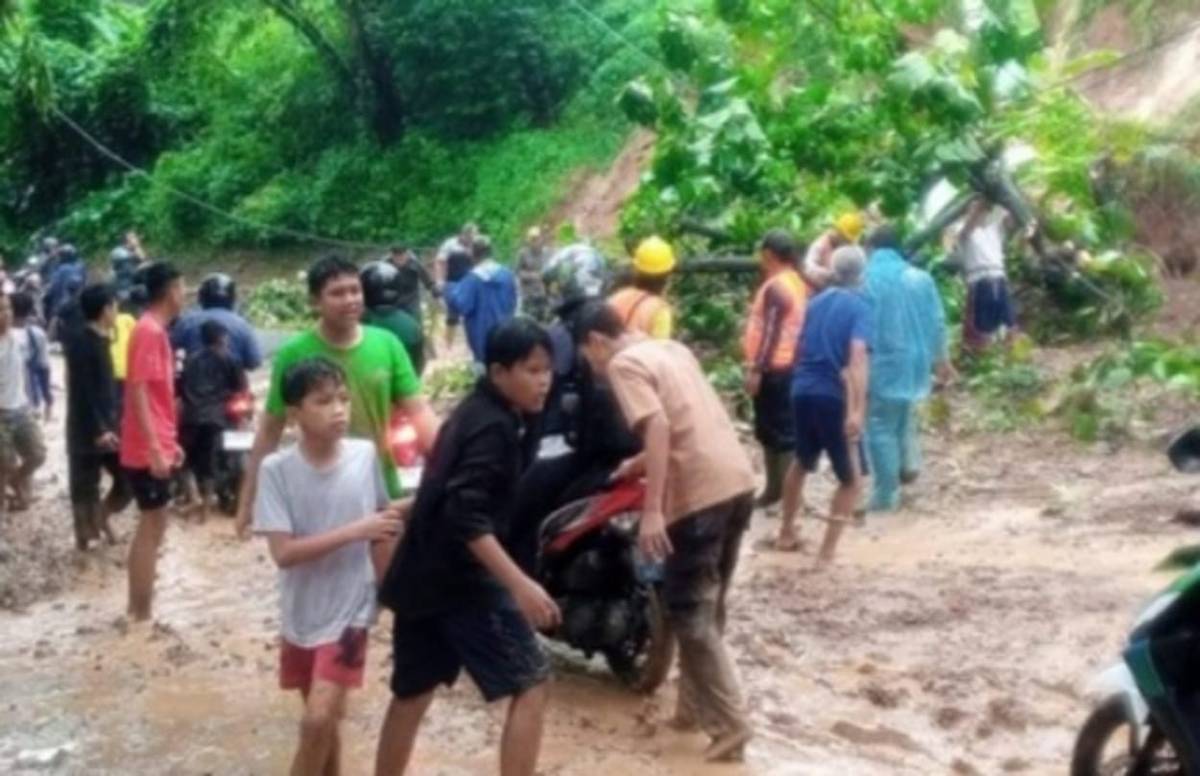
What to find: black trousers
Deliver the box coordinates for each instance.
[68,450,132,514]
[181,423,223,486]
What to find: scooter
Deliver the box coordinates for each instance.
[536,480,675,692]
[215,390,255,515]
[1071,427,1200,776]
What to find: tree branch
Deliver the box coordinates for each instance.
[260,0,358,99]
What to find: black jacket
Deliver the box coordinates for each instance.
[64,327,117,456]
[379,379,540,619]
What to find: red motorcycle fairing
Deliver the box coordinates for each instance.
[545,480,645,556]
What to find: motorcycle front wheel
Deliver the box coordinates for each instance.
[1071,695,1181,776]
[604,586,675,694]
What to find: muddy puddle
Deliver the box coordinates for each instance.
[2,361,1197,774]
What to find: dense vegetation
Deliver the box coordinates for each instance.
[0,0,650,258]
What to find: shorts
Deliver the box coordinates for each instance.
[753,371,795,452]
[280,627,368,692]
[68,451,132,511]
[792,394,867,485]
[965,277,1016,341]
[124,467,174,511]
[390,595,550,703]
[0,407,46,473]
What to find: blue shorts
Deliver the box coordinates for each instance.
[792,394,866,485]
[390,595,550,702]
[966,277,1016,337]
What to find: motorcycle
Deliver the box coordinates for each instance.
[215,390,255,515]
[1071,427,1200,776]
[536,479,675,692]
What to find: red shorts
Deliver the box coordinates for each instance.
[279,627,368,692]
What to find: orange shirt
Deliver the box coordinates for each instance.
[609,288,673,339]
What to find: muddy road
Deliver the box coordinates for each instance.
[0,366,1195,775]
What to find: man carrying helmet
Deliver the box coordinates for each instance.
[362,260,427,376]
[803,212,866,291]
[608,236,676,339]
[171,274,263,371]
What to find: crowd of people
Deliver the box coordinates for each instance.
[0,200,1021,774]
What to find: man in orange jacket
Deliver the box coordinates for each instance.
[609,236,676,339]
[743,230,807,509]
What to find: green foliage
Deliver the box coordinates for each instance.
[424,362,476,403]
[961,345,1048,431]
[0,0,650,258]
[1053,338,1200,441]
[673,272,752,356]
[243,277,311,329]
[619,0,1173,339]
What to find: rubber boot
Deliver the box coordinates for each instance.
[756,448,786,509]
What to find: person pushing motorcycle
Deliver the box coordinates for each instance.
[574,300,756,762]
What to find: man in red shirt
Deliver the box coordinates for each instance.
[120,262,186,621]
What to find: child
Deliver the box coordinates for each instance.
[375,318,558,776]
[10,292,52,422]
[64,284,132,549]
[179,320,247,522]
[254,357,403,776]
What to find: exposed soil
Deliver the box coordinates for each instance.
[548,129,656,242]
[1,339,1196,774]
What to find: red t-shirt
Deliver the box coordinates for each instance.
[119,313,178,469]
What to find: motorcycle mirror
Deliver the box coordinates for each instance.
[1168,426,1200,473]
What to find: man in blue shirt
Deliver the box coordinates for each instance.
[171,273,263,371]
[445,237,518,365]
[778,245,871,564]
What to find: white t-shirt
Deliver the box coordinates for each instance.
[959,211,1008,282]
[253,438,390,647]
[0,330,27,411]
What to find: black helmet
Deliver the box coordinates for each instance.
[360,260,402,309]
[198,273,237,309]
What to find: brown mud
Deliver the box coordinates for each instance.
[2,348,1196,774]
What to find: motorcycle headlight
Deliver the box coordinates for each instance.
[611,512,638,535]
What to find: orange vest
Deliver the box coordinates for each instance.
[609,288,670,338]
[742,269,807,371]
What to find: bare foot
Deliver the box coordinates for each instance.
[705,727,753,762]
[772,531,804,553]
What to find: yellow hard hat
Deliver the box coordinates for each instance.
[633,236,676,275]
[834,212,866,242]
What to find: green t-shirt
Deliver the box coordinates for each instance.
[267,327,422,497]
[363,308,425,376]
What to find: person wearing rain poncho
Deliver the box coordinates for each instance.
[862,226,954,513]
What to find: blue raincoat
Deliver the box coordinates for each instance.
[446,259,518,364]
[863,249,948,511]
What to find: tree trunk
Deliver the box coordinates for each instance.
[339,0,406,144]
[260,0,359,103]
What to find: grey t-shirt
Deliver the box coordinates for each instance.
[253,438,389,647]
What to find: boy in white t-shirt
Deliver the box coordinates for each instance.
[254,357,404,776]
